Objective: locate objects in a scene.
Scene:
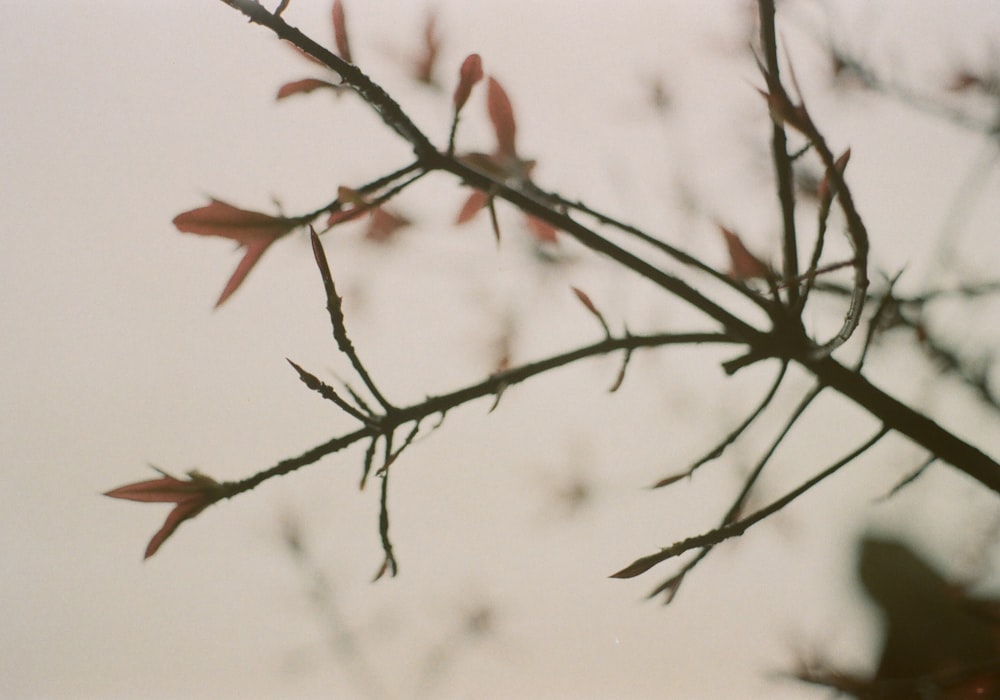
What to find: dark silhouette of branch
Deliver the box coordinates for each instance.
[651,361,789,488]
[615,427,890,600]
[107,0,1000,586]
[758,0,801,307]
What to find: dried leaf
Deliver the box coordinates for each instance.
[326,186,371,227]
[337,185,368,208]
[487,77,517,158]
[718,225,770,281]
[453,54,484,111]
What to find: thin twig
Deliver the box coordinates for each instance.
[759,0,801,307]
[618,426,890,601]
[310,229,394,411]
[651,361,790,488]
[286,359,377,426]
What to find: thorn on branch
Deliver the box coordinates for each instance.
[877,455,937,501]
[608,344,633,393]
[570,286,612,339]
[360,437,378,490]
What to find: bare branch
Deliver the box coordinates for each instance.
[309,229,394,411]
[651,361,789,488]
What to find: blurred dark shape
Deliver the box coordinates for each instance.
[796,535,1000,698]
[860,537,997,684]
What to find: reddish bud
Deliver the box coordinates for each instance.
[453,54,484,111]
[719,225,770,281]
[487,77,517,158]
[105,468,223,559]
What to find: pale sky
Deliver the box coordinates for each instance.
[4,1,1000,699]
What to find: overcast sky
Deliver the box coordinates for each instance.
[4,1,1000,699]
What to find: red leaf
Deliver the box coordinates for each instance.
[277,78,341,100]
[571,286,601,318]
[327,208,367,227]
[105,469,222,559]
[332,0,352,63]
[173,199,300,306]
[173,199,298,241]
[453,54,483,111]
[487,77,517,158]
[718,225,769,281]
[571,286,611,336]
[525,215,558,244]
[455,189,489,224]
[412,12,441,85]
[365,207,411,243]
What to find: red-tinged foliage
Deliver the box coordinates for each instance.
[452,78,559,244]
[412,12,441,85]
[327,207,367,227]
[571,286,612,336]
[364,207,411,243]
[525,215,558,244]
[276,77,342,100]
[105,469,223,559]
[571,286,601,318]
[487,77,517,158]
[453,54,483,111]
[173,199,301,307]
[718,225,770,281]
[455,189,489,225]
[332,0,352,63]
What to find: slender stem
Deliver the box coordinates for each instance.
[223,331,740,497]
[759,0,800,306]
